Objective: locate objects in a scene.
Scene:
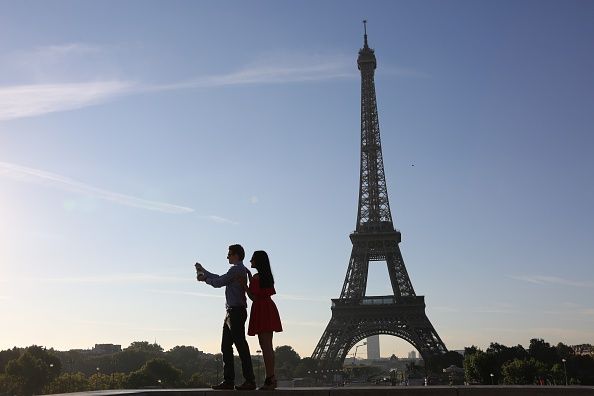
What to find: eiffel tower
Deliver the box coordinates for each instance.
[311,22,447,369]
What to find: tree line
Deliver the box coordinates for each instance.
[462,338,594,386]
[0,342,303,396]
[1,338,592,395]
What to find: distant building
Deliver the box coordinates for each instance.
[408,350,417,359]
[367,335,380,360]
[572,344,594,356]
[93,344,122,355]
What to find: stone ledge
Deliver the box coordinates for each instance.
[46,386,594,396]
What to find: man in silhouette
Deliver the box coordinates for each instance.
[197,244,256,390]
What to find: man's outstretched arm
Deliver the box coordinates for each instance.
[204,267,236,288]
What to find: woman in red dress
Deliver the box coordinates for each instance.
[245,250,282,390]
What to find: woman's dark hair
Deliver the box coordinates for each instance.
[251,250,274,288]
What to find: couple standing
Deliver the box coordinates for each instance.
[196,244,282,391]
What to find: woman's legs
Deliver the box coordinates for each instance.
[258,332,275,379]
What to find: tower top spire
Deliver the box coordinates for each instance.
[358,20,376,70]
[363,19,368,48]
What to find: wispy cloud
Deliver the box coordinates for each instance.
[281,320,327,327]
[147,289,223,299]
[207,215,239,225]
[147,289,331,302]
[72,319,136,328]
[16,273,189,284]
[379,65,431,79]
[543,303,594,319]
[508,275,594,288]
[473,307,521,314]
[0,50,354,121]
[173,57,354,88]
[32,43,104,57]
[473,302,520,314]
[276,294,330,302]
[482,326,594,340]
[0,45,427,122]
[0,81,135,121]
[9,43,106,66]
[71,319,189,333]
[0,161,194,214]
[431,306,460,313]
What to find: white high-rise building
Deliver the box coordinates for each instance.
[367,335,380,359]
[408,350,417,359]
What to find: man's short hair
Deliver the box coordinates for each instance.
[228,244,245,261]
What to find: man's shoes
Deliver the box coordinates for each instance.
[258,376,277,391]
[211,382,234,390]
[235,381,257,391]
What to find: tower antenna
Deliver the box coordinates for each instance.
[363,19,368,47]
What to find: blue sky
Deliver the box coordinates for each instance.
[1,1,593,359]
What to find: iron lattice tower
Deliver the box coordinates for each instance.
[311,23,447,369]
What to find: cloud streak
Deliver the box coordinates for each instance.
[155,57,354,90]
[0,81,135,121]
[147,289,331,302]
[275,294,331,302]
[71,319,190,333]
[0,45,429,122]
[0,161,194,214]
[281,320,327,327]
[147,289,223,299]
[0,53,354,121]
[207,215,239,225]
[508,275,594,288]
[15,273,189,284]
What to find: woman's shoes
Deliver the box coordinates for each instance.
[258,375,277,391]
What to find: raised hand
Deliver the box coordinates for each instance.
[195,262,206,279]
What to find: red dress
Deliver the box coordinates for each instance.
[247,276,283,336]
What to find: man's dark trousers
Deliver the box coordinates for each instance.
[222,307,255,384]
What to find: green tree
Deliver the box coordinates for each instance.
[44,372,89,393]
[464,346,479,355]
[110,372,129,389]
[274,346,300,380]
[186,372,209,388]
[5,352,47,395]
[88,372,113,390]
[293,357,319,378]
[528,338,558,365]
[112,350,151,374]
[487,342,527,364]
[550,363,565,385]
[126,371,152,389]
[463,349,497,384]
[0,373,22,396]
[165,346,204,380]
[4,346,61,396]
[0,348,22,373]
[125,342,164,354]
[571,354,594,385]
[555,342,574,360]
[126,358,182,388]
[106,341,165,375]
[425,351,463,373]
[501,358,546,385]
